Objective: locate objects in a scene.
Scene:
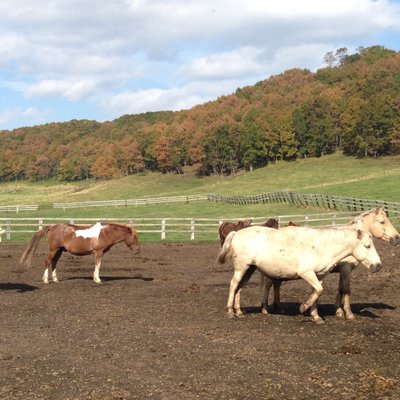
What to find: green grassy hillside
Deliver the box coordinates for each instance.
[1,152,399,242]
[1,152,399,206]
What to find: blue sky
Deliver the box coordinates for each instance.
[1,0,400,130]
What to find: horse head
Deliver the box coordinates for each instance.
[354,230,382,273]
[125,225,141,254]
[357,208,400,246]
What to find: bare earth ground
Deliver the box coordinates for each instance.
[0,240,399,400]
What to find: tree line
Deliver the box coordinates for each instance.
[1,46,399,182]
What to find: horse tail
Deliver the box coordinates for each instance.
[217,231,236,264]
[19,226,51,267]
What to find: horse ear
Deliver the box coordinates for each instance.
[357,229,362,240]
[374,208,380,214]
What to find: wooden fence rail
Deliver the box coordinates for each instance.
[53,195,208,210]
[208,192,400,218]
[0,205,39,213]
[0,211,375,242]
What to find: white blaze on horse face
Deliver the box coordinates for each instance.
[75,222,103,239]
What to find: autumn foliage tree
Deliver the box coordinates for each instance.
[0,46,400,182]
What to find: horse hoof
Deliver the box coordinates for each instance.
[345,313,355,321]
[235,310,244,318]
[261,308,269,316]
[312,317,324,324]
[94,280,102,284]
[336,309,345,319]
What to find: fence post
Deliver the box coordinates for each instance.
[190,219,195,240]
[7,220,11,240]
[304,215,309,227]
[161,219,166,240]
[39,219,43,231]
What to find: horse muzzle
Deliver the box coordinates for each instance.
[369,263,382,274]
[389,234,400,246]
[131,245,141,255]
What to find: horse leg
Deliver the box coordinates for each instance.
[334,263,354,320]
[93,251,104,284]
[309,299,322,324]
[43,249,59,284]
[226,261,252,317]
[233,265,256,317]
[334,277,344,319]
[341,264,354,320]
[261,274,273,315]
[51,249,64,282]
[272,280,284,313]
[298,271,324,324]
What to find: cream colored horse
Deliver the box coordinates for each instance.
[261,208,400,319]
[218,226,382,323]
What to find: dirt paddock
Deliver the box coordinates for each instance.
[0,240,399,400]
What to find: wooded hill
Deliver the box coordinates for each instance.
[1,45,400,182]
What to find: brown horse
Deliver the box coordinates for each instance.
[218,219,252,246]
[259,218,279,229]
[20,222,141,284]
[286,221,299,227]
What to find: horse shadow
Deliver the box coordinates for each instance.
[0,282,39,293]
[242,302,396,319]
[64,274,154,282]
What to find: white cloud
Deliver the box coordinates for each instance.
[183,47,266,81]
[25,79,100,101]
[0,106,49,128]
[106,80,239,116]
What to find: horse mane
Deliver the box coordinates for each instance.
[349,207,385,226]
[105,223,138,234]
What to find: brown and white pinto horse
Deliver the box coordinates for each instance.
[261,208,400,319]
[218,219,252,246]
[20,222,141,284]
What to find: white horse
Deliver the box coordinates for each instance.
[218,226,382,323]
[261,208,400,319]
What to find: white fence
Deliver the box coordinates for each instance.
[53,195,208,210]
[0,204,39,213]
[208,192,400,217]
[0,211,370,242]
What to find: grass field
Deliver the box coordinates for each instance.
[1,152,399,242]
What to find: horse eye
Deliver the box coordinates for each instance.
[380,221,385,224]
[365,244,371,249]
